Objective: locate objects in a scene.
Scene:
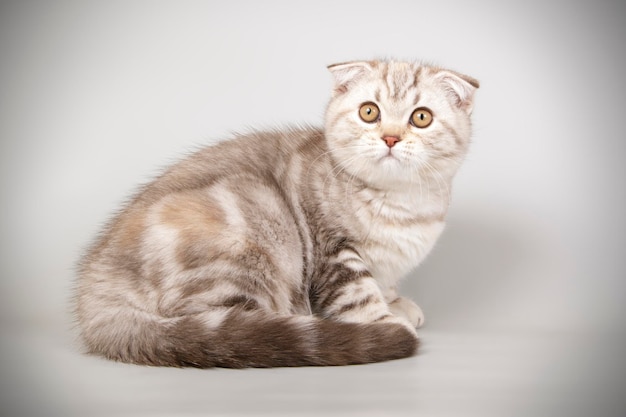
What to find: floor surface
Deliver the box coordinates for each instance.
[2,311,624,417]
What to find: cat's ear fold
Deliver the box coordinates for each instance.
[435,70,480,114]
[327,61,373,95]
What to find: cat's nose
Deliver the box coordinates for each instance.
[382,136,401,148]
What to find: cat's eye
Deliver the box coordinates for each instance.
[410,107,433,128]
[359,102,380,123]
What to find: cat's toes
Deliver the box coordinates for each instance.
[414,307,425,328]
[389,297,425,328]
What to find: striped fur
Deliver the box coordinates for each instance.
[75,60,478,367]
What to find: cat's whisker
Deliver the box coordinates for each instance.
[342,160,368,205]
[421,159,452,212]
[408,162,422,203]
[345,159,368,206]
[322,152,364,191]
[400,148,424,200]
[362,189,387,244]
[306,143,367,179]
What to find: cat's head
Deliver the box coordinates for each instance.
[325,60,478,191]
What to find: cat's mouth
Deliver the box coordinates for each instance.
[380,148,400,161]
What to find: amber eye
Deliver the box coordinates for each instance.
[359,102,380,123]
[410,107,433,128]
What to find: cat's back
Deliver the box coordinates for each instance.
[139,125,325,204]
[79,126,324,270]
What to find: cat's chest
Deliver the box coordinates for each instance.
[349,197,446,289]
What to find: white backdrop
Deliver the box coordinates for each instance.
[1,1,624,416]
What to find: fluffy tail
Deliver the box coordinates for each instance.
[79,307,418,368]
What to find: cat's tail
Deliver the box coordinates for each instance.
[79,306,418,368]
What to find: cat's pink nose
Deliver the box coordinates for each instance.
[382,136,400,148]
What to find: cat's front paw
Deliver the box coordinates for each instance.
[388,297,424,328]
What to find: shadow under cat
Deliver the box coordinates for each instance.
[400,209,534,332]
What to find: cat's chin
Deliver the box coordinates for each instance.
[356,160,420,191]
[379,155,411,170]
[375,152,417,171]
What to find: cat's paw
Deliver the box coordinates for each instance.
[388,297,425,328]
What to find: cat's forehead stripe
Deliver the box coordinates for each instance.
[380,62,422,103]
[411,67,421,89]
[411,92,421,107]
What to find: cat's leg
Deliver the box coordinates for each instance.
[383,288,425,328]
[311,246,417,335]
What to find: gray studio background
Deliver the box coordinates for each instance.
[1,1,624,416]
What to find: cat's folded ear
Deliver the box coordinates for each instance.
[435,70,480,115]
[327,61,373,95]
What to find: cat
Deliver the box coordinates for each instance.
[74,60,479,368]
